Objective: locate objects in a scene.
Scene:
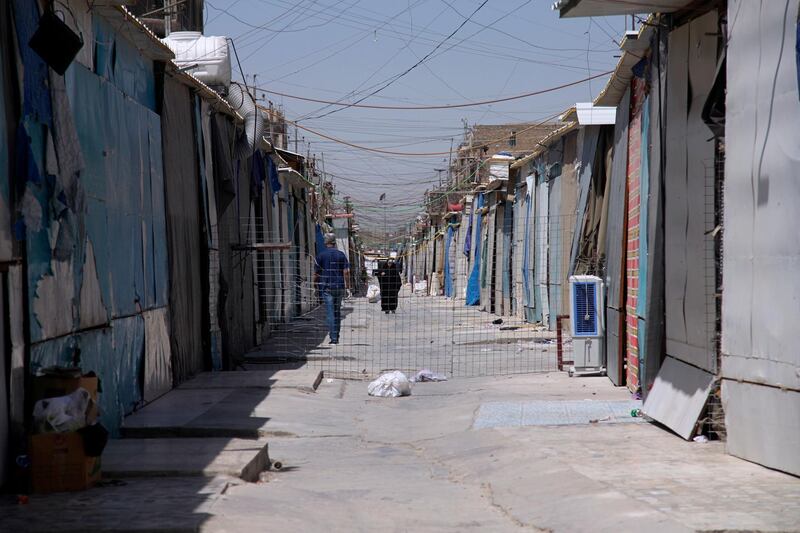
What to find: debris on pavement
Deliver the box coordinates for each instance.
[693,435,709,443]
[367,371,412,397]
[409,369,448,383]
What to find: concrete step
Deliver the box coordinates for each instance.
[122,387,349,439]
[121,368,325,439]
[103,438,270,482]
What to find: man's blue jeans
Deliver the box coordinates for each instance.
[322,288,345,342]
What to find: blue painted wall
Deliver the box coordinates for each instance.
[16,7,168,435]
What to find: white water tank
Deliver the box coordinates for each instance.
[163,31,231,89]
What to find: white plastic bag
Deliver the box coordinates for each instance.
[33,387,91,433]
[366,284,381,303]
[409,369,448,383]
[367,371,411,397]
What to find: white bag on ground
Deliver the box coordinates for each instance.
[366,284,381,303]
[367,371,411,397]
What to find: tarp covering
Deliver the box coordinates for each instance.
[161,75,207,383]
[444,225,454,297]
[522,175,534,321]
[604,88,631,386]
[200,103,223,371]
[213,117,255,367]
[0,4,13,262]
[569,126,601,275]
[18,0,169,434]
[642,25,668,399]
[465,193,484,305]
[501,199,513,310]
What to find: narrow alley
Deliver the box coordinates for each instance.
[1,1,799,531]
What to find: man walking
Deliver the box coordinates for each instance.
[314,233,351,344]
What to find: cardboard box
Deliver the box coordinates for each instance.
[30,432,101,493]
[33,375,98,403]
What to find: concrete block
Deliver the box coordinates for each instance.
[103,438,270,482]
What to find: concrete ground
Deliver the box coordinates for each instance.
[4,371,799,532]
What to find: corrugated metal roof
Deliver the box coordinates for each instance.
[511,15,655,170]
[592,19,655,107]
[554,0,691,18]
[94,5,175,61]
[510,122,578,170]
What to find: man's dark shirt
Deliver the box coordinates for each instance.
[315,247,350,290]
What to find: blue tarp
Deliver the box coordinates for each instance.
[93,16,156,110]
[444,226,454,297]
[251,150,266,197]
[267,155,281,206]
[466,193,484,305]
[315,224,326,255]
[637,97,651,382]
[463,209,473,257]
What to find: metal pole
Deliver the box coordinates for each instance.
[383,199,388,255]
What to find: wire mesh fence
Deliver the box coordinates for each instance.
[243,215,575,380]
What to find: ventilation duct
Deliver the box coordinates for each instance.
[226,82,265,160]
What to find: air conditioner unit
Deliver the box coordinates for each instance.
[568,275,606,377]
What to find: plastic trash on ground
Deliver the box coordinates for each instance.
[367,371,412,397]
[366,284,381,303]
[410,369,448,383]
[32,387,92,433]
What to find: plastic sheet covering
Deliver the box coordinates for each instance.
[568,126,601,275]
[215,142,255,365]
[12,0,53,126]
[201,104,222,371]
[162,76,206,382]
[211,114,236,211]
[143,307,172,403]
[535,181,550,326]
[92,15,155,110]
[465,193,484,305]
[63,64,167,323]
[522,175,534,321]
[29,316,145,436]
[547,173,561,330]
[443,226,453,297]
[642,26,668,398]
[83,317,145,435]
[0,282,8,484]
[501,200,513,305]
[0,10,13,262]
[604,89,631,386]
[636,97,651,383]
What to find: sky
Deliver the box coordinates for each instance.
[204,0,624,238]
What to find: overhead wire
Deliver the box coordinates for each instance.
[257,69,611,110]
[302,0,491,121]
